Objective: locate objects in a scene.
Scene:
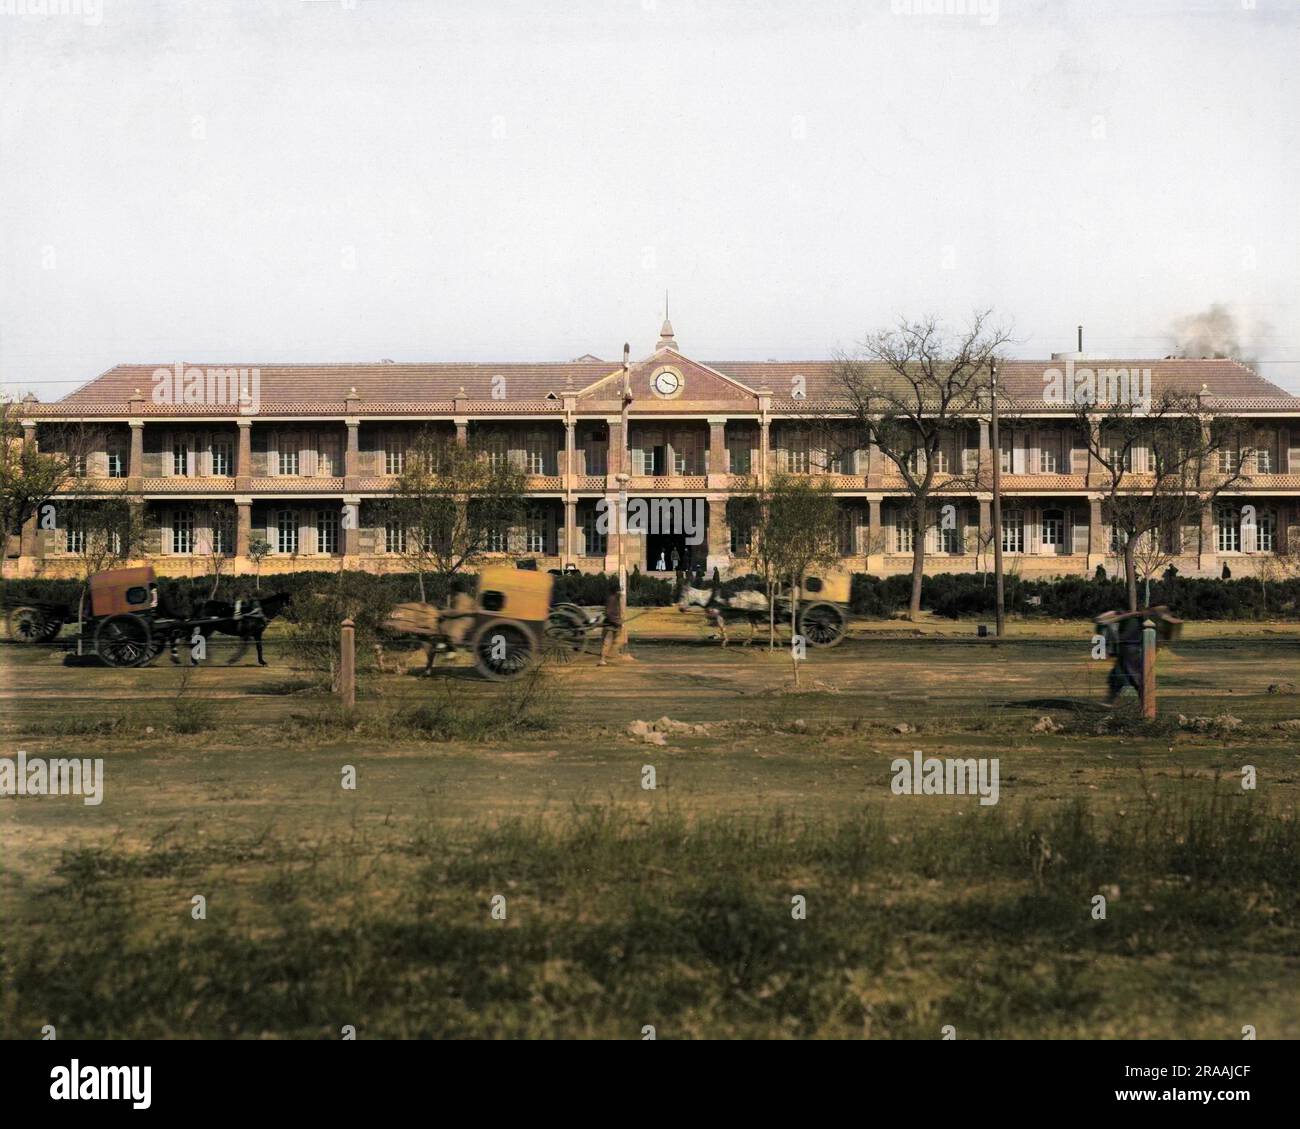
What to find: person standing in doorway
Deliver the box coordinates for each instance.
[670,546,681,574]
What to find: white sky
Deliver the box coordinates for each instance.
[2,0,1297,399]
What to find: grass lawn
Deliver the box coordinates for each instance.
[2,615,1298,1038]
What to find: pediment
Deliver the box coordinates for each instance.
[575,348,759,411]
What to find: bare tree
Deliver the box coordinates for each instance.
[732,473,841,677]
[198,504,236,599]
[1073,392,1249,611]
[55,489,147,619]
[831,311,1013,621]
[379,428,528,604]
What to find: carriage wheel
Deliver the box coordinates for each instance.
[36,615,65,643]
[472,620,537,681]
[7,606,49,643]
[797,602,847,648]
[544,605,588,662]
[94,614,155,668]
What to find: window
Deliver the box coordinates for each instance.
[172,438,190,477]
[384,521,406,555]
[211,511,234,555]
[584,435,607,476]
[524,509,546,553]
[1256,511,1275,552]
[838,507,857,555]
[486,523,509,553]
[107,448,125,477]
[317,510,339,555]
[172,509,195,554]
[524,434,548,475]
[212,439,232,477]
[1107,446,1132,472]
[1002,510,1024,554]
[1216,505,1239,553]
[895,514,915,554]
[728,435,752,476]
[1039,435,1059,474]
[1256,447,1272,474]
[279,445,300,477]
[318,434,340,477]
[582,509,607,557]
[484,433,509,471]
[65,525,85,554]
[1041,508,1065,549]
[1219,447,1237,474]
[277,509,299,554]
[938,522,962,554]
[999,434,1014,474]
[784,433,811,474]
[673,433,701,476]
[730,520,753,556]
[382,434,404,476]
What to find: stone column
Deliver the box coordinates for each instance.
[759,419,771,486]
[707,416,728,488]
[563,421,576,481]
[129,419,144,481]
[563,498,577,566]
[866,438,883,489]
[1085,421,1105,488]
[454,417,469,446]
[867,496,884,568]
[236,418,252,484]
[235,497,252,560]
[342,496,360,558]
[344,418,360,479]
[1198,502,1216,574]
[705,495,730,574]
[1087,496,1105,569]
[607,417,625,477]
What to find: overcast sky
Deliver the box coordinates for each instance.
[2,0,1297,401]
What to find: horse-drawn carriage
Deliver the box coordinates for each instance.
[676,568,851,647]
[5,566,280,667]
[381,564,556,681]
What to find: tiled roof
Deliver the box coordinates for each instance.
[24,355,1297,417]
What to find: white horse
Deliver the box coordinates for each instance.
[675,580,770,647]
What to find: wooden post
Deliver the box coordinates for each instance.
[340,618,356,709]
[1141,618,1156,719]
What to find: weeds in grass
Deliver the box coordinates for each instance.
[6,787,1294,1039]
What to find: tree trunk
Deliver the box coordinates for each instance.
[768,580,776,650]
[909,536,926,621]
[1124,541,1138,611]
[790,582,800,688]
[417,570,426,603]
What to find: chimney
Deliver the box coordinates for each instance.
[1077,324,1083,352]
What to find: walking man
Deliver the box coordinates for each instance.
[598,580,623,666]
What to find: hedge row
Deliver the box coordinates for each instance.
[848,572,1300,621]
[3,568,1297,621]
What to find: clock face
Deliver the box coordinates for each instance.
[652,369,681,397]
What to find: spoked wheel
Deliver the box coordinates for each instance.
[7,606,53,643]
[544,604,589,663]
[472,620,537,681]
[797,602,848,648]
[94,614,155,667]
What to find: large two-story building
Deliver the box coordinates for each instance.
[7,319,1300,580]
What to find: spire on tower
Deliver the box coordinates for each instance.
[657,291,677,350]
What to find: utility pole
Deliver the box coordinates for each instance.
[616,342,632,653]
[990,361,1005,638]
